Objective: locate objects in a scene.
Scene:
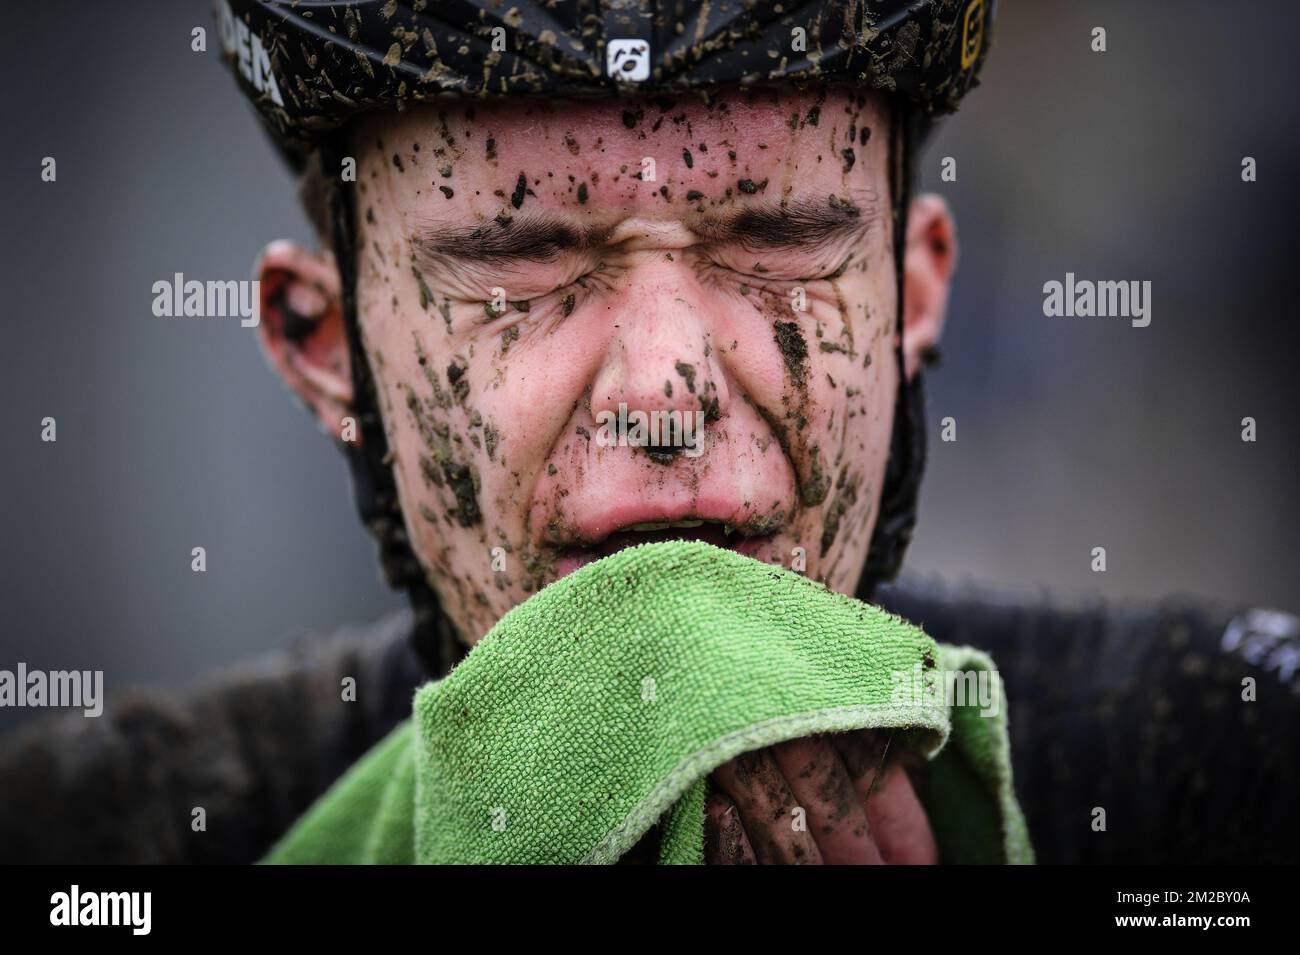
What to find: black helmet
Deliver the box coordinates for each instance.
[215,0,997,673]
[217,0,996,168]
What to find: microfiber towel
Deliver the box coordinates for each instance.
[264,541,1033,864]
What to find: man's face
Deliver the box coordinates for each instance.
[351,86,902,644]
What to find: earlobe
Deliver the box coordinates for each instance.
[255,240,355,440]
[900,193,958,382]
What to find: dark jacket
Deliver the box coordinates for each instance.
[1,579,1296,864]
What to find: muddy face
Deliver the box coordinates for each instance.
[352,86,899,645]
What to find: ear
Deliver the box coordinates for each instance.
[900,193,958,381]
[255,240,354,440]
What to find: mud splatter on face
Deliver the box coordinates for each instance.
[447,360,470,405]
[773,321,808,385]
[819,469,860,556]
[351,85,902,648]
[444,462,481,526]
[674,361,697,394]
[411,265,434,311]
[803,449,831,507]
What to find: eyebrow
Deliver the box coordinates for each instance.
[697,195,877,252]
[412,216,610,272]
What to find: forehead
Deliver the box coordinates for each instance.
[467,84,880,142]
[371,84,884,151]
[356,86,890,222]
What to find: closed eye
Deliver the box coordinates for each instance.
[502,264,612,322]
[700,255,850,286]
[699,235,857,280]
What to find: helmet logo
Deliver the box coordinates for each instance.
[960,0,986,70]
[607,39,651,82]
[216,0,284,107]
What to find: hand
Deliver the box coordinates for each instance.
[704,731,938,864]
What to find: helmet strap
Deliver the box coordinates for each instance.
[321,135,458,677]
[857,101,928,599]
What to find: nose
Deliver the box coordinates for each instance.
[588,267,730,439]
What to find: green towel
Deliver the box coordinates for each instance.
[264,541,1033,864]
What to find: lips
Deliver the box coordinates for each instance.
[552,518,772,578]
[533,415,799,581]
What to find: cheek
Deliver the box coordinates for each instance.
[853,348,896,483]
[351,285,488,550]
[796,266,898,565]
[355,303,579,543]
[812,283,896,441]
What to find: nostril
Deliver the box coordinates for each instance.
[644,443,679,465]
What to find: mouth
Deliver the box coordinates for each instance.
[552,518,773,578]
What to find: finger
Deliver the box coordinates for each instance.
[769,737,883,864]
[703,792,757,865]
[711,748,824,864]
[865,761,939,865]
[829,729,892,802]
[831,731,939,864]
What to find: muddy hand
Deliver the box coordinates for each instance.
[704,731,938,865]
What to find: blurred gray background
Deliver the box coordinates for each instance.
[3,1,1297,726]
